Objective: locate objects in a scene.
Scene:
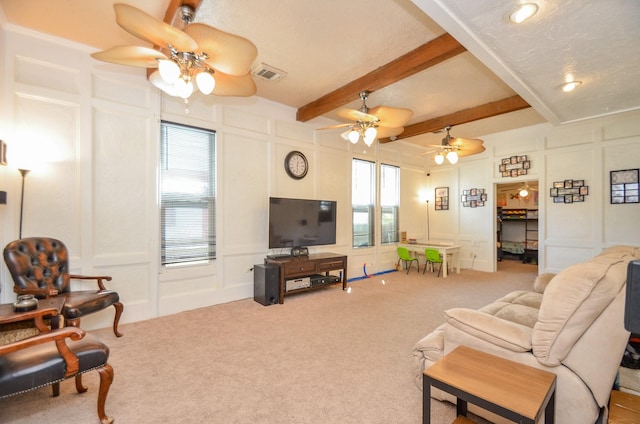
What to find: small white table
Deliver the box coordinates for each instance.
[398,242,461,278]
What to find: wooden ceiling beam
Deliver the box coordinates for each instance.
[379,95,531,142]
[296,33,466,122]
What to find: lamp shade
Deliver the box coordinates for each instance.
[519,188,529,197]
[175,78,194,99]
[434,153,445,165]
[446,150,459,164]
[158,59,181,84]
[364,127,377,146]
[348,129,360,144]
[196,69,215,95]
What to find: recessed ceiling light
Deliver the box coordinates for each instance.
[559,81,582,92]
[506,3,539,24]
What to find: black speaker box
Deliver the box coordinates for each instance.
[625,260,640,334]
[254,264,280,306]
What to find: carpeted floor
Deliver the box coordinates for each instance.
[0,260,536,423]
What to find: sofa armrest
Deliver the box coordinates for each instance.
[445,308,532,352]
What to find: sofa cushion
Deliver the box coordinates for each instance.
[532,253,629,366]
[534,273,556,293]
[479,290,542,328]
[445,308,533,352]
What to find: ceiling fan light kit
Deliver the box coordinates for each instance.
[429,126,484,165]
[91,3,258,103]
[317,91,412,147]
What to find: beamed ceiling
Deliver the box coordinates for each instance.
[1,0,638,152]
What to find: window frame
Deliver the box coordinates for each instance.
[160,121,217,267]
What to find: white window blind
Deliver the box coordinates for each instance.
[352,159,375,247]
[380,164,399,244]
[160,121,216,265]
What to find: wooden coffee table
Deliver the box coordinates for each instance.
[423,345,556,424]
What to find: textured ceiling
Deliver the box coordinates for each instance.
[0,0,637,150]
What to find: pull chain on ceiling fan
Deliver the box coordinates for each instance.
[317,91,413,147]
[91,3,258,105]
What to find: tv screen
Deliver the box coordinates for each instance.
[269,197,337,249]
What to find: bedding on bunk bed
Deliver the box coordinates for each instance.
[501,240,525,254]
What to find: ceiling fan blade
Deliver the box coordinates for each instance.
[91,45,167,67]
[375,126,405,139]
[340,129,353,141]
[448,137,485,156]
[420,149,439,156]
[184,23,258,76]
[114,3,197,52]
[368,105,413,128]
[209,71,256,97]
[456,145,486,157]
[317,123,353,130]
[336,108,378,123]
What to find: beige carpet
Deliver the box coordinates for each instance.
[0,260,536,424]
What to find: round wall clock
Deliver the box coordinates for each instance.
[284,151,308,179]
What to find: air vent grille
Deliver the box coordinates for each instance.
[252,63,287,82]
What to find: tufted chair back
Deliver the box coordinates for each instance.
[3,237,123,337]
[4,237,72,297]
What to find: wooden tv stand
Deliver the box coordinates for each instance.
[264,252,348,304]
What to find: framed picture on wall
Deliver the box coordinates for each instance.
[611,169,639,204]
[435,187,449,210]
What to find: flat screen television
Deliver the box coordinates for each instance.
[625,260,640,334]
[268,197,337,250]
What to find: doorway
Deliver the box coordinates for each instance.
[496,181,539,268]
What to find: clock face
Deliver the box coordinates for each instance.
[284,151,308,179]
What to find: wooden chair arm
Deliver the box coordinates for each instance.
[70,274,112,291]
[14,286,59,297]
[0,306,60,329]
[0,327,85,377]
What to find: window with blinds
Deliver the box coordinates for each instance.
[352,158,375,248]
[380,164,400,244]
[160,121,216,265]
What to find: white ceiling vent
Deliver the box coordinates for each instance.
[252,63,287,82]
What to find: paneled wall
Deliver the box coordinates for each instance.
[0,26,428,331]
[1,24,639,333]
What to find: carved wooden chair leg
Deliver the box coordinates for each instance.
[75,374,88,393]
[112,302,124,337]
[97,364,114,424]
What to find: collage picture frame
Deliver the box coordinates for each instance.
[610,169,639,204]
[461,188,487,208]
[499,155,530,178]
[550,179,589,203]
[434,187,449,210]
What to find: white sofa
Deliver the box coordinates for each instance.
[414,245,640,424]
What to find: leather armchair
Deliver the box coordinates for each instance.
[0,304,114,423]
[3,237,123,337]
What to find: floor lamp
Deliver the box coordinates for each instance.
[18,168,30,239]
[426,200,430,241]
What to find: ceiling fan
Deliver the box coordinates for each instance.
[318,91,413,146]
[91,3,258,101]
[425,126,485,164]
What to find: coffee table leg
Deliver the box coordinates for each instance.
[545,390,555,424]
[423,375,431,424]
[456,398,468,418]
